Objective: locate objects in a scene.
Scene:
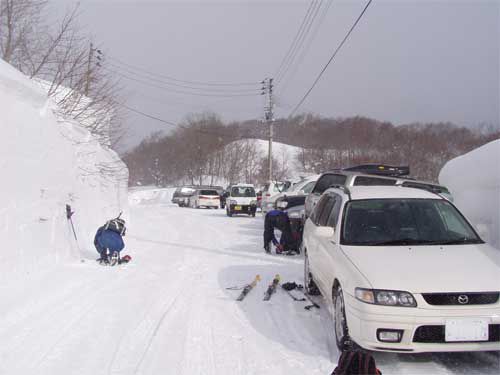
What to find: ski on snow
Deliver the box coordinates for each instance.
[236,274,261,301]
[263,274,281,301]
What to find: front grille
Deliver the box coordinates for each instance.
[413,324,500,343]
[422,292,499,306]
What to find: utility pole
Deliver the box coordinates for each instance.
[84,43,102,96]
[262,77,274,183]
[84,42,94,96]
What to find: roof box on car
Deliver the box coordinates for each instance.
[343,164,410,177]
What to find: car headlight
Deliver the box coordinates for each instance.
[250,200,257,205]
[355,288,417,307]
[288,211,300,218]
[230,200,237,205]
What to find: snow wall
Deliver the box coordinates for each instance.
[0,60,129,282]
[439,140,500,249]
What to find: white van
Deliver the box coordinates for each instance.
[226,184,257,217]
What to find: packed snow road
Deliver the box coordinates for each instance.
[0,198,498,374]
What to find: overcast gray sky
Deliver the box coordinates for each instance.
[53,0,499,150]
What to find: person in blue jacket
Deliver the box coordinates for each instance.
[263,204,294,254]
[94,217,126,263]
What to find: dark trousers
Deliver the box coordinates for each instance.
[264,214,294,251]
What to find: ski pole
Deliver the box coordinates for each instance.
[66,204,78,242]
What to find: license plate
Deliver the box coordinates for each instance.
[235,206,242,211]
[445,318,489,342]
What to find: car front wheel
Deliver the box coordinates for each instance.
[304,251,320,295]
[333,284,350,351]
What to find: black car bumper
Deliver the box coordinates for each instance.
[229,204,257,214]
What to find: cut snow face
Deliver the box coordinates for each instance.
[0,60,128,281]
[440,140,500,249]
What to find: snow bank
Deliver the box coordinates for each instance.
[129,187,176,205]
[439,140,500,249]
[0,60,128,282]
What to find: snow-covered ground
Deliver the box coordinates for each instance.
[1,191,498,374]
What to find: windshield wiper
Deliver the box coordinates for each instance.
[372,238,423,246]
[424,238,483,245]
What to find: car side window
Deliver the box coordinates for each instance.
[326,195,342,228]
[312,174,347,194]
[301,181,316,194]
[311,195,329,225]
[318,196,336,226]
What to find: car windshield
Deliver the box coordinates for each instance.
[199,190,218,195]
[231,187,256,197]
[341,199,482,246]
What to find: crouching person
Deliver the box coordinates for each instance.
[263,204,294,254]
[94,216,126,265]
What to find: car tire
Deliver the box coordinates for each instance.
[304,250,321,296]
[333,284,350,351]
[251,212,256,217]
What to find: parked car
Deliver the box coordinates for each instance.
[304,164,452,218]
[302,185,499,353]
[265,175,318,212]
[188,189,220,209]
[226,184,258,217]
[172,186,196,207]
[261,180,292,213]
[274,195,307,252]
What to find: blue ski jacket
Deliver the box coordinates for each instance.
[94,226,124,253]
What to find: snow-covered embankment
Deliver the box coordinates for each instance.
[0,60,128,282]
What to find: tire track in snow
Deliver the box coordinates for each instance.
[132,289,183,374]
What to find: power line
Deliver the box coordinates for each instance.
[116,101,244,139]
[106,60,261,94]
[103,66,262,98]
[278,0,333,93]
[288,0,373,118]
[276,0,324,85]
[274,0,317,81]
[107,55,260,87]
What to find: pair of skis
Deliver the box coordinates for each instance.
[232,274,281,302]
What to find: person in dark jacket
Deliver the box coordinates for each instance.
[94,217,126,263]
[263,207,294,254]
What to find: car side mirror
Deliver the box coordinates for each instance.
[315,226,334,238]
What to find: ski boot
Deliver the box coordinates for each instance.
[98,250,109,265]
[264,243,271,254]
[110,251,119,266]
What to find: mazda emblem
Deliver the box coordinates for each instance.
[457,295,469,304]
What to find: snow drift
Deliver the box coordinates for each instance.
[0,59,128,282]
[439,140,500,249]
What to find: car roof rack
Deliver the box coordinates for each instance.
[329,184,352,200]
[343,164,410,177]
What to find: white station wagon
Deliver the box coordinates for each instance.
[303,185,500,353]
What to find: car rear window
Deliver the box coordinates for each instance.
[353,176,397,186]
[200,190,218,196]
[313,174,347,194]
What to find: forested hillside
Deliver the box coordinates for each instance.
[124,113,498,186]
